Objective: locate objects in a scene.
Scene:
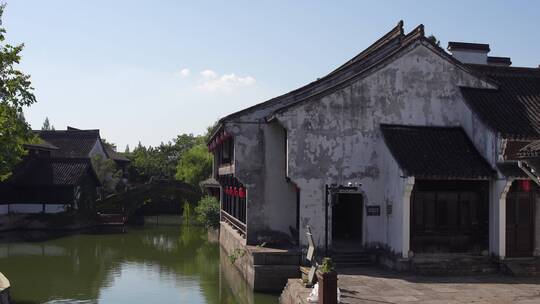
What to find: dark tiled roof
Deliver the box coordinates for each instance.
[9,158,99,186]
[496,162,527,178]
[381,124,494,179]
[487,56,512,66]
[518,140,540,158]
[461,64,540,140]
[103,144,130,162]
[210,21,438,142]
[504,140,531,160]
[35,129,100,158]
[448,42,490,52]
[24,140,59,151]
[199,177,220,188]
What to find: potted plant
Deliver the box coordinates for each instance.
[316,257,338,304]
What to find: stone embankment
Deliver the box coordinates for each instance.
[219,222,301,292]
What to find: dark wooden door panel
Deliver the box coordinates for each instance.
[506,191,534,257]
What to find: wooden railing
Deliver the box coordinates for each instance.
[221,210,246,237]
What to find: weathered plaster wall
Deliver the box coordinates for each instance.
[226,119,297,244]
[227,122,266,244]
[275,42,494,255]
[263,122,297,235]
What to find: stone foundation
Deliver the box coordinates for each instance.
[207,227,219,243]
[219,222,301,292]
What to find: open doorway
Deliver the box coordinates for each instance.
[332,193,363,249]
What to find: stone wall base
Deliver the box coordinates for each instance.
[219,222,301,292]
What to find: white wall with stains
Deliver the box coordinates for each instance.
[274,41,496,255]
[221,40,516,258]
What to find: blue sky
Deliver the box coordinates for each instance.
[5,0,540,150]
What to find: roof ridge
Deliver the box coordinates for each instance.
[380,123,463,130]
[327,20,405,76]
[466,63,540,74]
[214,21,408,125]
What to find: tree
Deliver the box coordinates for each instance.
[91,154,123,195]
[124,144,130,153]
[41,117,55,130]
[427,34,441,47]
[126,134,200,182]
[0,4,37,180]
[175,144,212,187]
[194,196,220,228]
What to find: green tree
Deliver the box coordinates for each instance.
[126,134,200,182]
[194,196,220,228]
[0,4,37,180]
[91,154,123,195]
[41,117,54,130]
[175,144,212,187]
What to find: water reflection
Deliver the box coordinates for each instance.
[0,226,278,304]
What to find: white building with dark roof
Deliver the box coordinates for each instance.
[208,21,540,288]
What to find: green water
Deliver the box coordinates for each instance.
[0,226,278,304]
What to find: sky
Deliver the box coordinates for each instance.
[5,0,540,150]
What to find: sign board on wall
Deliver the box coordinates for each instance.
[366,205,381,216]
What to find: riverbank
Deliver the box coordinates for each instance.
[0,213,97,233]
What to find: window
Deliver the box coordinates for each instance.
[220,138,234,165]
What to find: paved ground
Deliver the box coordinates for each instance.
[280,267,540,304]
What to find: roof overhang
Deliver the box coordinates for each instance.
[381,124,495,180]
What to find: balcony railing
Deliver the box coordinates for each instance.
[221,210,246,237]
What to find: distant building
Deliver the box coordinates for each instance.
[0,127,130,214]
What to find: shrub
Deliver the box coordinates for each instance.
[194,196,220,229]
[320,257,335,273]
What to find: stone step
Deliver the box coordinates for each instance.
[502,259,540,276]
[332,251,374,268]
[412,260,499,276]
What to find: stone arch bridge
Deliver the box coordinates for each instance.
[96,179,201,217]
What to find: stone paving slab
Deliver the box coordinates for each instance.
[280,267,540,304]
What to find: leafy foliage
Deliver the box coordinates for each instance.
[194,196,220,228]
[0,4,37,180]
[91,154,124,195]
[126,134,200,182]
[320,257,335,273]
[175,143,212,187]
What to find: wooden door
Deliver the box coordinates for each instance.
[506,191,535,257]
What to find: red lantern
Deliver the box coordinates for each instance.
[233,187,238,197]
[521,180,531,192]
[239,187,246,198]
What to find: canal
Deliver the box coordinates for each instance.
[0,226,279,304]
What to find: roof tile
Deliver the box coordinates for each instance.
[381,124,494,179]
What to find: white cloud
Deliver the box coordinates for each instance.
[179,68,191,77]
[196,72,256,92]
[200,69,218,79]
[174,68,191,77]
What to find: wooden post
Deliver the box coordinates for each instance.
[316,271,338,304]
